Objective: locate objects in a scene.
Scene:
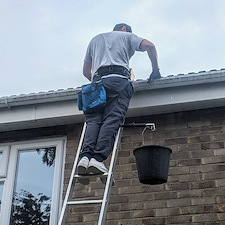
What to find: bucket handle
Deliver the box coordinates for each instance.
[141,123,155,145]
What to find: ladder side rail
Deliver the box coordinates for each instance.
[58,122,87,225]
[98,126,123,225]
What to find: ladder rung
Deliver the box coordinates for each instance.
[74,173,108,179]
[67,199,103,205]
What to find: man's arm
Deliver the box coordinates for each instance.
[83,61,92,81]
[140,39,159,70]
[140,39,161,82]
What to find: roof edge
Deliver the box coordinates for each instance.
[0,69,225,109]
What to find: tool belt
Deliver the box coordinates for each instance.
[93,65,130,82]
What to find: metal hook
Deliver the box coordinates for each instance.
[141,123,155,145]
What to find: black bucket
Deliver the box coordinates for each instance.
[133,145,172,185]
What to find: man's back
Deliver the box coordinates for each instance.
[84,31,144,75]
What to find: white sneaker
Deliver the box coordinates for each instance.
[77,156,89,175]
[88,158,108,174]
[77,157,90,185]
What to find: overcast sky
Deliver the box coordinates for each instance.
[0,0,225,97]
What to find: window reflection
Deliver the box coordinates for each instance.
[10,147,56,225]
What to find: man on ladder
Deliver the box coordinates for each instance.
[77,23,161,185]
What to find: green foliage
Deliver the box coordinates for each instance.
[36,147,56,167]
[11,190,51,225]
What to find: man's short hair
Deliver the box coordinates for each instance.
[113,23,132,33]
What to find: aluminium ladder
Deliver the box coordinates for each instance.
[58,123,123,225]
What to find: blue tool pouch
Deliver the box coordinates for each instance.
[78,82,106,113]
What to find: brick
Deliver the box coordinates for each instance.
[188,135,211,143]
[189,149,214,158]
[141,184,165,193]
[191,197,216,205]
[164,137,188,145]
[132,209,155,218]
[216,179,225,187]
[192,213,218,222]
[166,182,190,191]
[169,167,190,175]
[201,142,224,150]
[119,201,143,211]
[177,173,201,182]
[116,163,133,173]
[178,143,201,151]
[155,207,179,217]
[180,205,204,215]
[202,156,225,164]
[171,151,189,160]
[211,133,225,141]
[165,215,192,224]
[144,199,167,209]
[118,186,143,195]
[107,211,131,220]
[109,195,129,204]
[204,204,225,213]
[214,149,225,156]
[190,164,219,174]
[201,188,222,197]
[129,192,154,202]
[177,158,202,166]
[153,191,178,200]
[190,180,216,189]
[167,198,191,207]
[202,171,225,180]
[178,189,201,198]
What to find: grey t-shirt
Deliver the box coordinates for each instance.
[84,31,144,79]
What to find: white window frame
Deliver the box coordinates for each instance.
[0,146,10,178]
[0,138,66,225]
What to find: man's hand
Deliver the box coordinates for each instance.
[147,69,161,83]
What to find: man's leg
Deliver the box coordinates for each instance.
[79,112,103,160]
[78,112,103,184]
[92,77,133,162]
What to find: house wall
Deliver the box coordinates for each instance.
[1,106,225,224]
[64,106,225,225]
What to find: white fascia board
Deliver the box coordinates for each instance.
[128,81,225,117]
[1,81,225,132]
[1,70,225,131]
[0,100,82,126]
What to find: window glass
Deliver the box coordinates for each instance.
[0,152,2,164]
[0,182,3,212]
[10,147,56,225]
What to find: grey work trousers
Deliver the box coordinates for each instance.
[79,76,133,162]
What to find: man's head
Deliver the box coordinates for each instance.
[113,23,132,33]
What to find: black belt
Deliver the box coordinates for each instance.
[93,65,130,82]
